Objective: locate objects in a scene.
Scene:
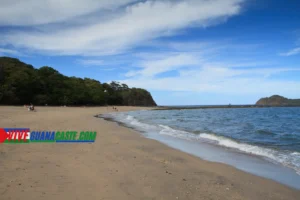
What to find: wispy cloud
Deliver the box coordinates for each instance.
[280,47,300,56]
[121,67,300,95]
[0,48,23,56]
[122,39,275,79]
[77,59,104,66]
[0,0,245,56]
[126,53,200,77]
[0,0,137,26]
[118,41,300,96]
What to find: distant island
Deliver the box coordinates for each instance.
[256,95,300,106]
[157,95,300,110]
[0,57,157,106]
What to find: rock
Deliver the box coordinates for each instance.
[256,95,300,106]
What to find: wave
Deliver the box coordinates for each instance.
[198,135,300,175]
[105,112,300,175]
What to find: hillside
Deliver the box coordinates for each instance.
[0,57,157,106]
[256,95,300,106]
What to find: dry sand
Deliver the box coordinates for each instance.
[0,106,299,200]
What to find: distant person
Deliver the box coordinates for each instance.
[29,103,35,111]
[27,104,31,111]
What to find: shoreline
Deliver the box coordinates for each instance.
[98,112,300,189]
[0,106,299,200]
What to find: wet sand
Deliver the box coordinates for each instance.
[0,106,299,200]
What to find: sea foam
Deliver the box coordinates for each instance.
[106,112,300,175]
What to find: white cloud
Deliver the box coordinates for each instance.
[118,49,300,96]
[0,0,137,26]
[0,48,23,56]
[121,71,300,95]
[123,43,277,79]
[77,59,104,66]
[1,0,245,56]
[126,53,200,77]
[280,47,300,56]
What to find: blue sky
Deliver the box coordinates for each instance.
[0,0,300,105]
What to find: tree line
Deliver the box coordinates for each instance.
[0,57,157,106]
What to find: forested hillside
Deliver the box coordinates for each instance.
[0,57,157,106]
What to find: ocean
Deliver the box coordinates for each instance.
[101,107,300,189]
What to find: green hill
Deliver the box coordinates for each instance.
[256,95,300,106]
[0,57,157,106]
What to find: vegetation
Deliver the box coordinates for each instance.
[256,95,300,106]
[0,57,157,106]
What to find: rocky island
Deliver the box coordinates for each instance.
[256,95,300,106]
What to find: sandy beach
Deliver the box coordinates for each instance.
[0,106,299,200]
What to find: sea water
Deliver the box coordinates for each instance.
[102,107,300,189]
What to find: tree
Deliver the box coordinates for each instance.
[0,57,157,106]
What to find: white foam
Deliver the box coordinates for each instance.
[199,133,277,159]
[107,113,300,176]
[110,112,158,131]
[291,152,300,156]
[198,133,300,175]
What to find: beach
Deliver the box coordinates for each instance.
[0,106,299,200]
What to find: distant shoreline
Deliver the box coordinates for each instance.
[2,104,300,110]
[155,105,300,110]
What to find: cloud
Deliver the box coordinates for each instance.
[1,0,245,56]
[280,47,300,56]
[0,48,23,56]
[122,40,276,80]
[77,59,104,66]
[0,0,137,26]
[117,46,300,96]
[121,69,300,95]
[125,53,200,77]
